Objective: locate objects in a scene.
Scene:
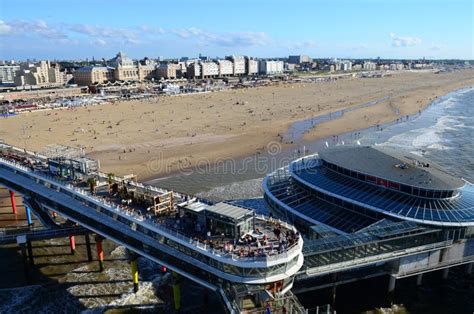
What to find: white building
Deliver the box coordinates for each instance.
[246,57,259,75]
[200,61,219,78]
[340,61,352,71]
[156,63,181,79]
[288,55,312,64]
[227,56,246,76]
[14,61,63,87]
[258,60,284,75]
[186,62,201,79]
[363,61,377,71]
[218,60,233,76]
[389,63,404,71]
[0,64,20,83]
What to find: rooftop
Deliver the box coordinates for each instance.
[206,202,253,222]
[319,146,464,191]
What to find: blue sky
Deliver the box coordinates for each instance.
[0,0,472,60]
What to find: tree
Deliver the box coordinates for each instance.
[87,177,97,195]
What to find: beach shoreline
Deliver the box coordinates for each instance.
[1,69,473,182]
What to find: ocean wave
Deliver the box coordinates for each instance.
[196,177,264,201]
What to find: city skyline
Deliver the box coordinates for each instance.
[0,0,473,61]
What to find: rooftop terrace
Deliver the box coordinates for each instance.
[319,146,464,191]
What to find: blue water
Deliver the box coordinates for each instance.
[284,96,389,143]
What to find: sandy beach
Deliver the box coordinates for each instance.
[1,69,473,180]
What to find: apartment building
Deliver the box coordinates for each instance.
[258,60,284,75]
[186,62,201,79]
[200,61,219,78]
[138,64,156,80]
[288,55,312,64]
[0,64,20,83]
[156,63,182,79]
[73,66,115,85]
[246,57,258,75]
[14,61,64,87]
[218,60,233,76]
[227,56,246,76]
[363,61,377,71]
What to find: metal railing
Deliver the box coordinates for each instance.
[0,157,302,264]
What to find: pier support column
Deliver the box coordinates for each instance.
[466,263,473,275]
[69,235,76,255]
[9,190,17,215]
[95,236,104,272]
[442,268,449,280]
[130,253,139,293]
[387,276,396,305]
[25,205,33,226]
[17,236,30,284]
[85,234,92,262]
[330,273,337,310]
[51,211,57,219]
[202,287,209,308]
[172,272,181,313]
[416,274,423,287]
[26,238,34,266]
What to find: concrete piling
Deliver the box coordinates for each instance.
[130,254,139,293]
[96,237,104,272]
[25,205,33,226]
[85,234,92,262]
[172,272,181,312]
[442,268,449,280]
[69,235,76,255]
[9,190,17,215]
[416,273,423,286]
[26,238,34,266]
[387,276,396,305]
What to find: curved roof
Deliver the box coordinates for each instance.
[319,146,464,191]
[289,158,474,227]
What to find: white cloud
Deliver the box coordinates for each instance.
[389,33,421,47]
[69,24,138,42]
[92,39,107,47]
[140,25,165,34]
[291,40,316,50]
[0,20,13,35]
[171,27,268,47]
[2,19,67,39]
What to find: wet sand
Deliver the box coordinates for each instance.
[1,69,473,181]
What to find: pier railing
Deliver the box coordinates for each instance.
[0,157,301,264]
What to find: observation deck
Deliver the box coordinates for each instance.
[0,144,303,296]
